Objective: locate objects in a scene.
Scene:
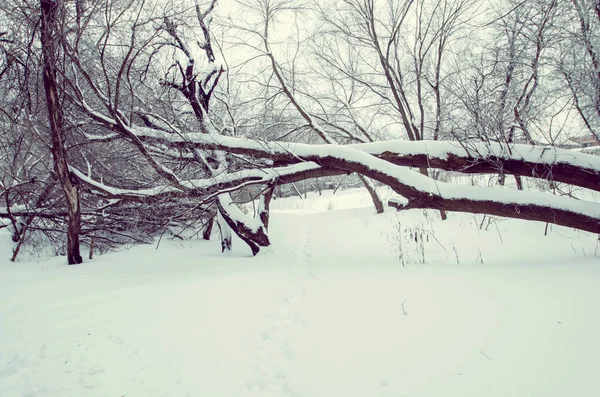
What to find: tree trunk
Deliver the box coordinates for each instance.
[202,216,214,240]
[358,175,384,214]
[290,183,303,199]
[258,186,274,230]
[216,209,232,252]
[88,235,95,260]
[40,0,82,264]
[315,178,322,196]
[514,175,523,190]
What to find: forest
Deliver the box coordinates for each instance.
[3,1,600,396]
[1,0,599,263]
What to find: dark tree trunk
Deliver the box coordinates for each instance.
[88,235,95,260]
[514,175,524,190]
[358,175,384,214]
[259,186,274,230]
[202,216,214,240]
[216,210,232,252]
[40,0,82,264]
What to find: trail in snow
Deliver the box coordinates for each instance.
[247,215,318,396]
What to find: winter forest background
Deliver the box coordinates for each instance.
[0,0,600,262]
[2,1,600,396]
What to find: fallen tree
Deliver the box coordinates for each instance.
[68,107,600,240]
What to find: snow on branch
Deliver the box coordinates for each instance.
[76,107,600,234]
[130,127,600,192]
[216,194,269,256]
[353,140,600,192]
[70,162,342,203]
[389,183,600,234]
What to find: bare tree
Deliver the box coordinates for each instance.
[40,0,82,264]
[557,0,600,143]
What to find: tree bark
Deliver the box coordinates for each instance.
[202,216,214,240]
[40,0,82,264]
[258,186,274,231]
[216,209,232,252]
[388,195,600,235]
[358,175,384,214]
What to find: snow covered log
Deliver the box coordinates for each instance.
[359,141,600,193]
[388,189,600,235]
[130,130,600,193]
[77,110,600,235]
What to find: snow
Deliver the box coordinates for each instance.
[130,127,600,175]
[70,167,182,197]
[1,188,599,397]
[200,61,218,80]
[353,140,600,171]
[72,162,322,200]
[218,193,264,233]
[183,162,322,190]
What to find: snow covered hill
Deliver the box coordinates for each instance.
[1,188,599,397]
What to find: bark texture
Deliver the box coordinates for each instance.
[40,0,82,264]
[389,196,600,234]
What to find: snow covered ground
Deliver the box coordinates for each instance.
[1,188,599,397]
